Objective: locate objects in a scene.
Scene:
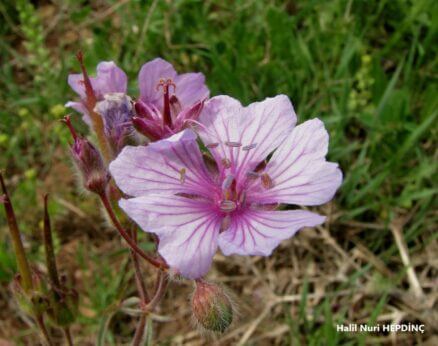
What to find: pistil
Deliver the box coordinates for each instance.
[157,78,176,128]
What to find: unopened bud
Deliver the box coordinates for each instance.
[191,280,233,333]
[47,287,79,327]
[10,272,49,316]
[94,93,135,155]
[63,116,110,195]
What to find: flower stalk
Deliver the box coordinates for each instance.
[0,172,33,292]
[98,191,168,270]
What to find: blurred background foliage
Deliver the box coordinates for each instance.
[0,0,437,344]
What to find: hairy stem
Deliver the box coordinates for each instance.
[99,192,168,270]
[0,173,33,292]
[63,327,74,346]
[36,314,54,346]
[131,314,148,346]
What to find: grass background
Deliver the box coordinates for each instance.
[0,0,437,344]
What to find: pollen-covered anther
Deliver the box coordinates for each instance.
[219,200,237,213]
[225,141,242,148]
[221,158,231,168]
[242,143,257,151]
[221,175,235,190]
[179,168,186,184]
[246,171,260,179]
[206,143,219,149]
[261,173,274,189]
[156,78,176,92]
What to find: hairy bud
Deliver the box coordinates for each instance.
[64,116,110,195]
[10,272,49,316]
[191,280,233,333]
[47,286,79,327]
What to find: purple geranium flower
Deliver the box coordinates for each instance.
[109,95,342,279]
[66,61,128,124]
[133,58,209,141]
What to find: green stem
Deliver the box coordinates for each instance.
[43,195,61,289]
[0,173,33,292]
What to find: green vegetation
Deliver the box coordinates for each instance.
[1,0,436,344]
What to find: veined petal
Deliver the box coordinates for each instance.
[250,119,343,205]
[109,129,216,198]
[198,95,296,178]
[218,209,325,256]
[93,61,128,97]
[138,58,177,107]
[119,195,221,279]
[174,72,209,108]
[65,101,91,125]
[67,61,127,100]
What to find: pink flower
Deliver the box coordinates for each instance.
[133,58,209,141]
[66,57,209,143]
[109,95,342,279]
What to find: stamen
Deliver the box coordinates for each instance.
[222,175,235,190]
[206,143,219,149]
[261,173,274,189]
[221,158,231,168]
[225,141,242,148]
[219,200,237,213]
[169,95,182,117]
[246,171,260,179]
[239,191,247,206]
[242,143,257,151]
[179,168,186,184]
[220,214,231,232]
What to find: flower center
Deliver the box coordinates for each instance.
[218,174,246,213]
[156,78,176,128]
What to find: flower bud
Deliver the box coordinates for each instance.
[94,93,136,155]
[10,272,49,316]
[64,116,110,195]
[47,286,79,327]
[191,280,233,333]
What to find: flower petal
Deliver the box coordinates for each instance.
[119,195,221,279]
[109,129,216,198]
[174,72,209,108]
[68,61,127,100]
[93,61,128,97]
[218,209,325,256]
[138,58,177,107]
[198,95,296,179]
[250,118,343,205]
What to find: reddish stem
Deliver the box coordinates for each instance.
[99,193,168,270]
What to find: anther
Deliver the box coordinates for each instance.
[179,168,186,184]
[156,78,176,93]
[219,200,237,213]
[261,173,274,189]
[242,143,257,151]
[225,141,242,148]
[206,143,219,149]
[221,158,231,168]
[246,171,260,179]
[239,191,247,206]
[222,175,235,190]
